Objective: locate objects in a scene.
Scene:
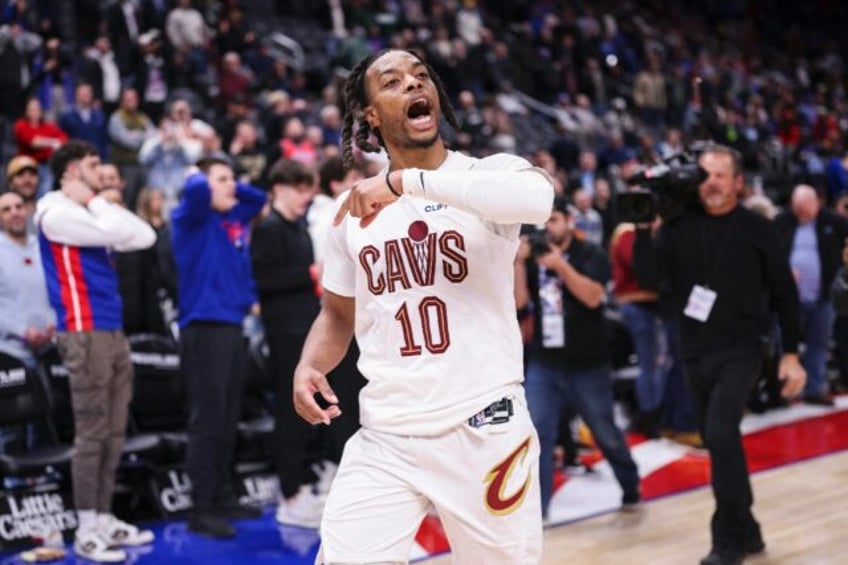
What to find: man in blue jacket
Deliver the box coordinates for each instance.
[58,83,110,158]
[171,156,266,538]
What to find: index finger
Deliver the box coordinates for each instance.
[333,192,353,226]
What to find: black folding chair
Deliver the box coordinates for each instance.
[0,351,72,485]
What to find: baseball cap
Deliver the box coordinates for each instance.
[6,155,38,179]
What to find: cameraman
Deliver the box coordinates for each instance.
[516,195,640,521]
[633,144,805,565]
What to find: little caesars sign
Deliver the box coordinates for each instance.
[0,491,76,545]
[156,469,280,516]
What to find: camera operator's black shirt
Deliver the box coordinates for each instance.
[633,204,800,359]
[527,238,611,370]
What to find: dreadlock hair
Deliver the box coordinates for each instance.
[340,49,460,171]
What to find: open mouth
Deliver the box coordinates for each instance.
[406,97,434,129]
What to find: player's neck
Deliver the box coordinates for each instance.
[386,140,448,172]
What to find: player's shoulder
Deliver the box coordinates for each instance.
[461,151,532,172]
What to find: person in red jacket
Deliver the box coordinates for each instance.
[13,97,68,197]
[610,221,700,446]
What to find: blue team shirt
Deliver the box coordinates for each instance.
[171,173,266,328]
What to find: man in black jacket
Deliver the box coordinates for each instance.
[250,160,325,529]
[774,184,848,405]
[633,144,805,565]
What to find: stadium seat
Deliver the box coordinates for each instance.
[0,352,72,483]
[127,333,185,433]
[36,347,74,444]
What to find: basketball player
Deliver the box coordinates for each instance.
[293,49,554,564]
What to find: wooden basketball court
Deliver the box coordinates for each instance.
[425,451,848,564]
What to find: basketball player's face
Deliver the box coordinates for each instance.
[363,51,441,150]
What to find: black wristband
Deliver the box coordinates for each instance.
[385,170,402,197]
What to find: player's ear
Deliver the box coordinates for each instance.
[363,105,380,130]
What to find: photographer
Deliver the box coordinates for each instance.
[633,144,805,565]
[516,195,640,521]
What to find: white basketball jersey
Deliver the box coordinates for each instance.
[322,151,530,436]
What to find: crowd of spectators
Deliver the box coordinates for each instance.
[0,1,845,209]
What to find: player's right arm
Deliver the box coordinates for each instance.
[399,161,553,225]
[293,290,356,425]
[335,156,554,228]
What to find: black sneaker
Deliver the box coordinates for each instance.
[803,394,835,407]
[187,514,236,539]
[620,490,642,513]
[744,537,765,555]
[218,501,263,521]
[699,548,744,565]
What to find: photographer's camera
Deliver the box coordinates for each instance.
[528,230,552,257]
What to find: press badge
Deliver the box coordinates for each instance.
[541,312,565,348]
[538,265,565,347]
[684,285,717,322]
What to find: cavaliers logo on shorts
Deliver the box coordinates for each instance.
[483,436,532,516]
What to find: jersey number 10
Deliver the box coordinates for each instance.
[394,297,450,356]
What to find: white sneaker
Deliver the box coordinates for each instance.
[98,515,155,547]
[275,485,324,529]
[312,461,338,492]
[311,460,338,502]
[74,529,127,563]
[277,524,321,556]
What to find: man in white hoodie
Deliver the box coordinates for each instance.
[36,141,157,563]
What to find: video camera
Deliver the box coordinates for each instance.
[616,144,710,224]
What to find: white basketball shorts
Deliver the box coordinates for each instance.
[316,386,542,564]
